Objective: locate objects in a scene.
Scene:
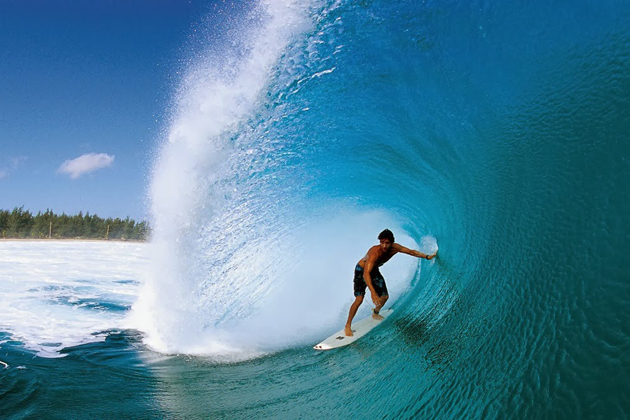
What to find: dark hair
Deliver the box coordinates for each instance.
[378,229,395,242]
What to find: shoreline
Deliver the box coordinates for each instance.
[0,238,147,243]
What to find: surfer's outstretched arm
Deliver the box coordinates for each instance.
[392,243,437,260]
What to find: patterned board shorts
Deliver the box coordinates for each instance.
[353,264,389,297]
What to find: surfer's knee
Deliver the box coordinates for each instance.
[355,295,364,305]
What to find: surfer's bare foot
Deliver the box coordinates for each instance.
[372,312,384,320]
[344,325,354,336]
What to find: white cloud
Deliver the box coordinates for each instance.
[58,153,115,179]
[0,155,27,180]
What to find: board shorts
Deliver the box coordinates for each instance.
[353,264,389,297]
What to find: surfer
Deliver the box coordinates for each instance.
[344,229,436,336]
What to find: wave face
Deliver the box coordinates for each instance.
[137,0,630,417]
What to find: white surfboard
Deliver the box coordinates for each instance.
[313,309,393,350]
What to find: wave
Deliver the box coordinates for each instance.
[134,0,630,415]
[135,0,438,359]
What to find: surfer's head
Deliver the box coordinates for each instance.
[378,229,394,251]
[378,229,395,243]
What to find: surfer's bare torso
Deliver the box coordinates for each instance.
[358,244,399,269]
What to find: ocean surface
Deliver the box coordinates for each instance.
[2,0,630,418]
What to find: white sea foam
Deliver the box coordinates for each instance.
[139,0,316,358]
[0,241,146,358]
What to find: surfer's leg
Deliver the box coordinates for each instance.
[345,295,364,336]
[347,265,367,335]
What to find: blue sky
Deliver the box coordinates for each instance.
[0,1,216,221]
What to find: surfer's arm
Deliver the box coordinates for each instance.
[363,257,377,293]
[363,251,382,298]
[393,243,436,260]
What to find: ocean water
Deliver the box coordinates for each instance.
[2,0,630,418]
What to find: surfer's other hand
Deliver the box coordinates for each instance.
[426,253,437,260]
[371,291,380,305]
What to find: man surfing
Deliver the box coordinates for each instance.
[344,229,436,336]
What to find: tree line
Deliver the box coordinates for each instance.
[0,207,150,241]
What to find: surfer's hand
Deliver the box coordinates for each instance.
[426,253,436,260]
[371,291,380,305]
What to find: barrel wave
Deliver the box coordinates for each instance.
[134,0,630,418]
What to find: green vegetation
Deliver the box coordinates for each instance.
[0,207,150,241]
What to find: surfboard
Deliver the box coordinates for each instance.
[313,309,393,350]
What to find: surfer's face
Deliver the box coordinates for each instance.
[379,239,392,251]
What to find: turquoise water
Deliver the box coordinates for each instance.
[3,0,630,418]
